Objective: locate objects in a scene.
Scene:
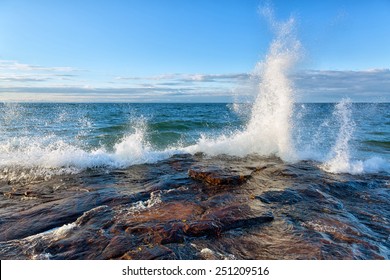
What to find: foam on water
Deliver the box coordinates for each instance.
[127,191,162,213]
[0,123,178,181]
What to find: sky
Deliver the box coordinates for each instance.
[0,0,389,102]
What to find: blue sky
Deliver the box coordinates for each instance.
[0,0,389,102]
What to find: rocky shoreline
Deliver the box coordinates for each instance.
[0,154,389,259]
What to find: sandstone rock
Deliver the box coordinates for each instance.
[202,204,274,231]
[102,235,137,259]
[188,167,250,186]
[120,245,176,260]
[183,220,222,237]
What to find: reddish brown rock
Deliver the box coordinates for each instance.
[125,222,186,245]
[120,245,176,260]
[188,167,250,186]
[183,220,222,237]
[3,154,386,260]
[101,235,137,259]
[202,204,274,230]
[153,222,186,244]
[129,202,204,224]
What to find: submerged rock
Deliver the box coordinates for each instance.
[257,189,303,205]
[202,204,274,230]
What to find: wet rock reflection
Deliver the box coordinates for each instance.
[0,154,389,259]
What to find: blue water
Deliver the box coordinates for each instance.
[0,102,388,182]
[1,101,389,260]
[293,103,390,162]
[0,103,241,150]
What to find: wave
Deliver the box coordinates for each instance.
[0,126,180,182]
[363,140,390,149]
[1,9,388,179]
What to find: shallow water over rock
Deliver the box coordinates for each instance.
[0,154,389,259]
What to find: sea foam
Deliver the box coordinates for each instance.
[0,125,178,181]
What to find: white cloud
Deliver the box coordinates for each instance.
[0,60,77,72]
[0,60,80,87]
[0,85,233,102]
[114,73,250,83]
[293,69,390,102]
[1,59,389,102]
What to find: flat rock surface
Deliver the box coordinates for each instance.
[0,154,388,259]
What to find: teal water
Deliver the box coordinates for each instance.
[0,102,389,260]
[0,102,388,182]
[0,103,242,150]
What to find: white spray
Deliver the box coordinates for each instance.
[321,99,357,173]
[320,99,390,174]
[186,7,301,161]
[246,7,300,160]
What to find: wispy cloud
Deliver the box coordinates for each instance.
[115,74,177,81]
[0,60,81,88]
[0,75,49,82]
[1,59,389,102]
[0,85,232,102]
[293,69,390,102]
[0,74,78,83]
[0,86,186,94]
[179,73,250,83]
[0,60,77,72]
[115,73,250,83]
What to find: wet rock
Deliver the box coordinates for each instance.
[202,193,236,208]
[125,222,186,245]
[202,204,274,231]
[102,235,137,259]
[197,247,236,260]
[129,201,204,223]
[320,244,355,260]
[119,198,273,247]
[75,205,114,228]
[188,167,250,186]
[45,229,111,260]
[0,193,92,241]
[151,222,186,244]
[120,245,176,260]
[0,185,157,242]
[257,189,302,205]
[2,153,387,260]
[183,220,222,237]
[121,201,205,245]
[200,248,218,259]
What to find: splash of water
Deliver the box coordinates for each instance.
[186,7,301,161]
[246,7,300,160]
[320,99,390,174]
[321,99,358,173]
